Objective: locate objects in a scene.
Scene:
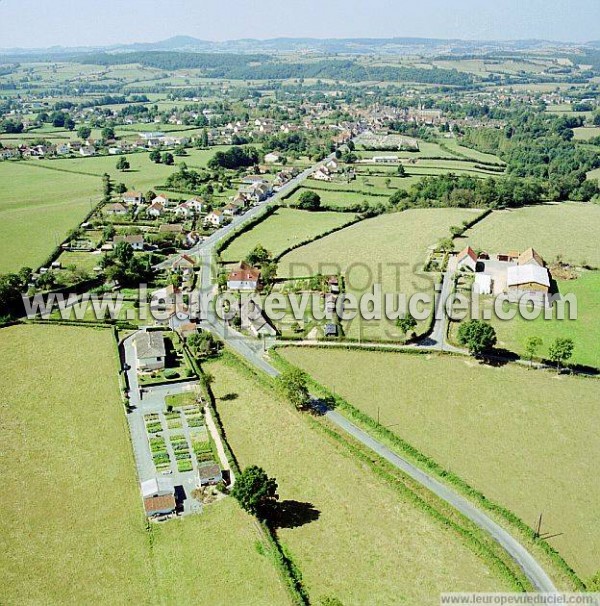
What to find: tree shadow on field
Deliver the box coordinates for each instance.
[269,500,321,529]
[219,392,239,401]
[479,348,519,367]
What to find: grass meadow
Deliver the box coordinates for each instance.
[0,324,287,604]
[285,185,388,209]
[278,208,482,340]
[208,356,509,605]
[463,202,600,267]
[221,207,357,262]
[0,162,101,273]
[279,347,600,579]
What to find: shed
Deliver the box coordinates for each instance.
[198,462,223,486]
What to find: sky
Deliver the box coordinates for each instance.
[0,0,598,49]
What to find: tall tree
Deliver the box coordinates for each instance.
[232,466,278,517]
[457,320,497,356]
[278,368,310,410]
[524,336,543,367]
[548,338,574,372]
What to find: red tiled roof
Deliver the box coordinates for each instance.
[144,494,175,515]
[228,263,260,282]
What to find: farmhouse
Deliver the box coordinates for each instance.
[79,145,96,157]
[456,246,478,272]
[227,262,261,291]
[185,197,208,214]
[132,330,166,371]
[174,202,195,219]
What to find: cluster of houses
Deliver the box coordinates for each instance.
[455,245,552,305]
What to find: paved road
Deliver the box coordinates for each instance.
[158,152,558,591]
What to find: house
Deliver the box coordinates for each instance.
[205,209,224,227]
[142,477,176,518]
[312,167,331,182]
[518,248,545,267]
[185,197,208,214]
[132,330,166,371]
[222,202,242,217]
[79,145,96,157]
[264,152,282,164]
[104,202,128,216]
[152,194,171,207]
[123,191,144,205]
[227,262,261,291]
[147,201,164,218]
[507,265,550,294]
[174,202,195,219]
[113,234,144,250]
[198,462,223,487]
[325,158,339,172]
[456,246,478,272]
[240,299,277,337]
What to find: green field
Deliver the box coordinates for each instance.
[464,202,600,267]
[35,146,231,192]
[221,207,357,262]
[573,127,600,141]
[285,185,388,209]
[0,162,101,273]
[0,324,153,604]
[279,347,600,579]
[356,140,457,158]
[467,271,600,369]
[278,208,482,340]
[152,499,288,604]
[0,324,287,604]
[208,356,509,604]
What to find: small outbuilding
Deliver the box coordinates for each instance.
[198,462,223,487]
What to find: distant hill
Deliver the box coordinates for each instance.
[0,35,594,58]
